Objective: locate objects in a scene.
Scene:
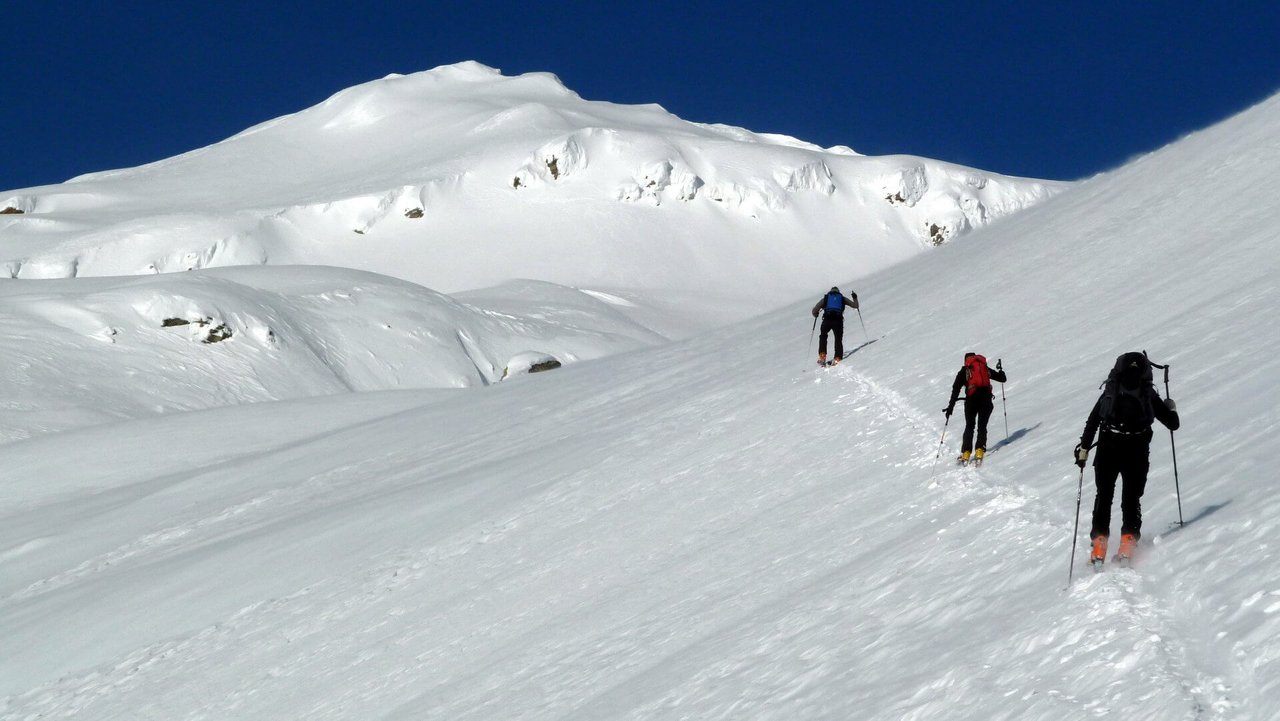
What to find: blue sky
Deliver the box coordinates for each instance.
[4,2,1279,189]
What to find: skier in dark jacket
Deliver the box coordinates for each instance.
[1074,351,1179,566]
[943,353,1007,464]
[810,287,858,366]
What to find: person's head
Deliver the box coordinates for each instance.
[830,286,839,293]
[1115,352,1149,389]
[964,352,976,361]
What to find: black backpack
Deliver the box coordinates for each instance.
[1098,352,1156,433]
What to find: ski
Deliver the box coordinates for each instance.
[1112,553,1134,569]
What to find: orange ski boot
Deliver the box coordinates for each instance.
[1115,533,1138,566]
[1090,535,1108,571]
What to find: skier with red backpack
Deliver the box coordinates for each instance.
[943,353,1007,465]
[810,287,859,366]
[1074,352,1180,568]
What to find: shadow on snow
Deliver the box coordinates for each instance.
[989,422,1043,453]
[1155,501,1232,540]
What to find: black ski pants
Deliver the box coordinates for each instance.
[961,393,994,453]
[818,312,844,359]
[1089,437,1151,540]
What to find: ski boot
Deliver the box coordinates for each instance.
[817,352,827,368]
[974,448,985,467]
[1114,533,1138,567]
[1090,535,1108,572]
[957,450,971,466]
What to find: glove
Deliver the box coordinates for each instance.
[943,405,953,419]
[996,359,1003,372]
[1165,398,1177,412]
[1074,443,1089,468]
[812,308,819,318]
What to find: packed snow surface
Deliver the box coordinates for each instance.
[2,71,1280,720]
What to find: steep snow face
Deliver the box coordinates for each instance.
[0,62,1062,309]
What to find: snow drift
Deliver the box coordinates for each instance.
[0,269,664,443]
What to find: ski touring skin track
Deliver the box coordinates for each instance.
[812,366,1237,719]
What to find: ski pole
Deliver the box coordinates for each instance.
[807,314,819,366]
[1145,353,1183,527]
[856,307,868,342]
[1161,364,1183,526]
[1068,464,1085,586]
[929,415,950,481]
[997,358,1009,440]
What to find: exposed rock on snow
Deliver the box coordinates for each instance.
[161,316,235,344]
[879,164,928,207]
[501,351,562,380]
[1,194,35,213]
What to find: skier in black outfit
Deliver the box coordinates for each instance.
[1074,351,1179,565]
[943,353,1007,464]
[810,287,858,366]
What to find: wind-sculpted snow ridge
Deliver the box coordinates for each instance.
[0,268,665,443]
[0,62,1064,308]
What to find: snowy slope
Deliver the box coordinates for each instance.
[0,267,667,443]
[3,90,1280,721]
[0,62,1061,312]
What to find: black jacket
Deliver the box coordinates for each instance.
[1080,385,1179,449]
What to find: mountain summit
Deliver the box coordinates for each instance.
[1,63,1062,308]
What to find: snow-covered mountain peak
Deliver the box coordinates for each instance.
[1,63,1064,306]
[302,62,580,133]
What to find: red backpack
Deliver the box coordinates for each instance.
[965,354,991,395]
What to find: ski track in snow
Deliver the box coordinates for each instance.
[0,364,1237,720]
[822,368,1237,721]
